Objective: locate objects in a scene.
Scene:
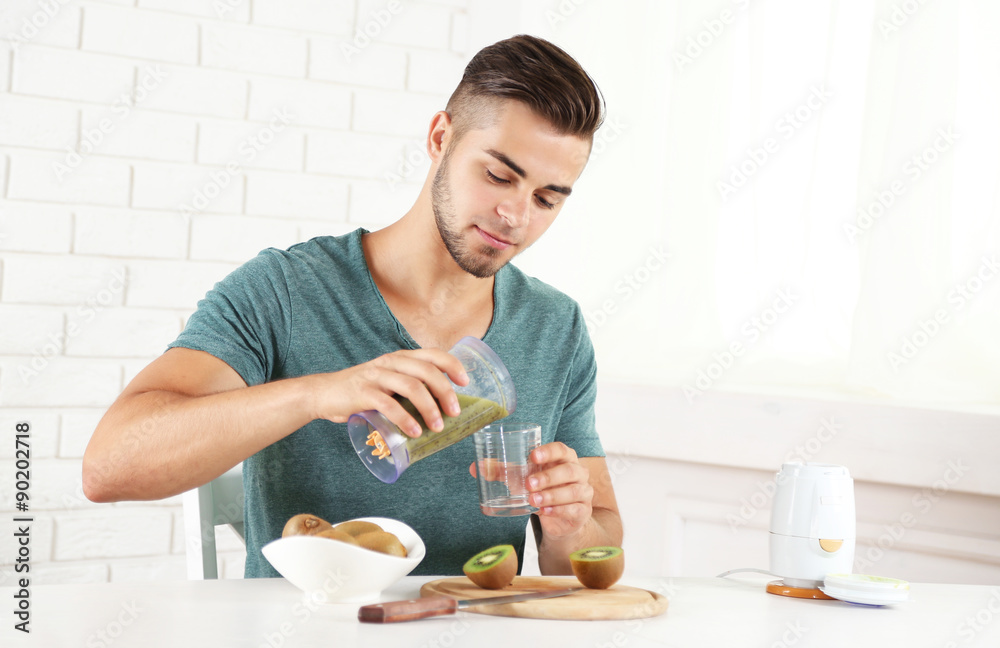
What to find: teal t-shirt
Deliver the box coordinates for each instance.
[168,229,604,577]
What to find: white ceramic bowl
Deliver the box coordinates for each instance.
[261,516,425,603]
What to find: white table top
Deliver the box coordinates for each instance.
[3,575,998,647]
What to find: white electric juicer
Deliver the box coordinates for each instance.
[768,462,856,597]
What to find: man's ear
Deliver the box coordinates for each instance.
[426,110,453,163]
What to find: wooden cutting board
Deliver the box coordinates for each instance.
[419,576,668,621]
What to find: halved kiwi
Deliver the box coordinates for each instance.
[333,520,384,537]
[569,546,624,589]
[463,545,517,589]
[353,530,408,557]
[282,513,333,538]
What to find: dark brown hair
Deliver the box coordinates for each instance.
[446,34,605,142]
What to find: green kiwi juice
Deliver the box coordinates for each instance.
[347,337,517,484]
[398,394,509,464]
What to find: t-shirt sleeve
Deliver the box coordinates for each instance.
[167,249,292,387]
[555,307,605,458]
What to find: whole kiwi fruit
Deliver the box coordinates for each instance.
[333,520,384,537]
[282,513,333,538]
[314,528,360,545]
[353,530,408,557]
[569,546,625,589]
[462,545,517,589]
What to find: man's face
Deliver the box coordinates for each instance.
[431,101,592,278]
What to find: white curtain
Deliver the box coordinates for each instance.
[515,0,1000,410]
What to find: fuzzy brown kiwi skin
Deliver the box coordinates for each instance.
[282,513,333,538]
[333,520,384,537]
[569,547,625,589]
[463,546,517,590]
[314,528,360,545]
[353,531,408,558]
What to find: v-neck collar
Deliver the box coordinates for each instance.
[350,228,505,351]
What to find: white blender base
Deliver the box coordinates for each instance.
[770,532,855,588]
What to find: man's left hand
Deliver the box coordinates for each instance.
[527,442,594,538]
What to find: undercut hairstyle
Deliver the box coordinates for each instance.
[445,34,605,144]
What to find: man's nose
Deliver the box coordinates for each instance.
[497,193,530,228]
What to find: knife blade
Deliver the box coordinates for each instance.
[358,588,581,623]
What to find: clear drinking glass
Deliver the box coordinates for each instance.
[473,423,541,516]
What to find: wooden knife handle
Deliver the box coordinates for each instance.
[358,596,459,623]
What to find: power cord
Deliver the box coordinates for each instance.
[716,568,775,579]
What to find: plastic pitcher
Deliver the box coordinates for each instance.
[347,337,516,483]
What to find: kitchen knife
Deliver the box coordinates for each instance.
[358,588,581,623]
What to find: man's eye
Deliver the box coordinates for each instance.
[535,196,555,209]
[486,169,509,184]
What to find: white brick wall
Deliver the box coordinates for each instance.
[0,202,73,253]
[80,107,198,163]
[53,509,173,561]
[0,358,123,407]
[252,0,355,34]
[190,215,299,263]
[74,207,189,259]
[139,63,247,118]
[309,39,407,89]
[8,150,133,206]
[59,410,107,458]
[0,0,470,584]
[1,255,127,305]
[126,259,238,309]
[201,22,308,77]
[13,45,135,103]
[247,78,351,129]
[0,305,65,355]
[82,5,201,65]
[353,88,445,136]
[0,95,79,149]
[0,1,82,50]
[197,118,305,171]
[245,169,349,219]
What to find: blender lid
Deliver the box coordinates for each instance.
[819,573,910,606]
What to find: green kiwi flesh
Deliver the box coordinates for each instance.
[463,545,517,589]
[569,546,625,589]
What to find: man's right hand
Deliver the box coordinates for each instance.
[306,348,469,437]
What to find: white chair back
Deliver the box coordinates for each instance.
[183,463,245,579]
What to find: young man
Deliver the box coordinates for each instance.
[84,34,622,577]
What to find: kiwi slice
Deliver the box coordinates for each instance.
[463,545,517,589]
[334,520,384,537]
[569,546,625,589]
[314,528,360,545]
[353,531,408,558]
[282,513,333,538]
